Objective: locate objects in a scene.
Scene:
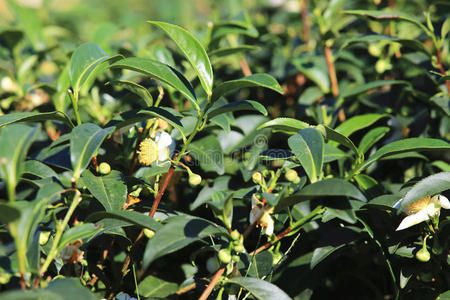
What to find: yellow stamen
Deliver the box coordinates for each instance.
[405,196,432,215]
[138,138,158,166]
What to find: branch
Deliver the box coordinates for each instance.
[198,267,225,300]
[436,48,450,96]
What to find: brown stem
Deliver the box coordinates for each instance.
[436,49,450,96]
[240,58,252,77]
[120,161,177,277]
[300,0,310,47]
[20,273,26,290]
[324,45,346,121]
[250,226,293,255]
[176,282,196,295]
[198,267,225,300]
[128,131,143,176]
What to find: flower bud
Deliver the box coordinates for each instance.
[206,256,220,273]
[416,247,430,262]
[39,231,51,245]
[285,169,298,182]
[232,255,240,263]
[252,172,262,184]
[143,228,155,239]
[98,162,111,175]
[218,249,232,264]
[230,230,240,241]
[234,244,245,253]
[189,173,202,186]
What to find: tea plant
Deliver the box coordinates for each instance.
[0,1,449,299]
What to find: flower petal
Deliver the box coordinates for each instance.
[156,131,173,147]
[438,195,450,209]
[396,209,431,231]
[264,217,274,235]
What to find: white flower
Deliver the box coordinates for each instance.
[250,194,274,236]
[138,131,175,166]
[395,194,450,231]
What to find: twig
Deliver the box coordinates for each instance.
[324,45,345,121]
[240,58,252,77]
[436,48,450,96]
[300,0,310,48]
[198,267,225,300]
[250,227,293,255]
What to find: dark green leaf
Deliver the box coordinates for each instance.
[57,223,100,251]
[310,245,346,269]
[276,178,366,212]
[149,21,213,96]
[360,138,450,171]
[0,124,40,200]
[70,43,119,96]
[257,118,310,134]
[207,100,267,119]
[143,215,228,269]
[188,135,224,174]
[0,111,74,128]
[0,202,21,224]
[335,114,389,137]
[70,123,115,179]
[23,160,58,179]
[208,45,259,58]
[110,57,198,110]
[316,125,360,157]
[358,127,390,154]
[288,128,324,183]
[109,79,153,106]
[211,73,283,102]
[45,278,97,300]
[86,210,163,231]
[81,170,127,211]
[138,275,178,298]
[226,277,291,300]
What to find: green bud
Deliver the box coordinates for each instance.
[252,172,263,184]
[143,228,155,239]
[189,173,202,186]
[98,162,111,175]
[218,249,232,264]
[285,169,298,182]
[234,244,245,253]
[416,247,430,262]
[206,256,220,273]
[232,255,240,263]
[39,231,51,245]
[230,230,240,241]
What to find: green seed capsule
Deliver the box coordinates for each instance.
[218,249,232,264]
[98,162,111,175]
[230,230,240,241]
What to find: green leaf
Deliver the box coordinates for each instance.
[8,1,45,51]
[316,125,360,157]
[208,45,259,58]
[288,128,324,183]
[70,123,115,180]
[226,277,291,300]
[142,215,227,269]
[188,135,224,175]
[0,124,40,202]
[340,35,429,56]
[345,10,430,35]
[81,170,127,211]
[398,172,450,210]
[106,106,184,138]
[358,127,390,154]
[190,176,230,210]
[149,21,213,96]
[109,79,153,106]
[335,114,389,137]
[276,178,366,212]
[45,278,97,300]
[110,57,198,110]
[207,100,267,119]
[23,160,58,179]
[341,80,408,99]
[324,144,349,163]
[138,275,178,298]
[257,118,310,134]
[69,43,119,96]
[245,251,274,278]
[211,73,283,102]
[0,111,74,129]
[310,245,346,269]
[360,138,450,171]
[86,210,163,231]
[0,202,21,224]
[57,223,100,251]
[292,56,330,93]
[437,290,450,300]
